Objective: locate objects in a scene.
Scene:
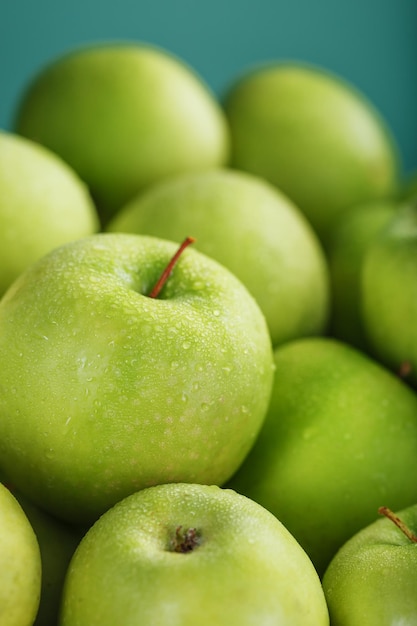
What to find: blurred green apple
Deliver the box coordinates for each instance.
[60,483,329,626]
[11,491,82,626]
[224,62,399,245]
[0,482,41,626]
[0,130,98,297]
[228,337,417,576]
[362,202,417,386]
[108,168,330,347]
[322,504,417,625]
[14,42,230,224]
[0,233,273,525]
[327,198,398,349]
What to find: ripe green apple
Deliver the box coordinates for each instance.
[59,483,330,626]
[10,490,82,626]
[327,198,398,349]
[227,337,417,576]
[322,504,417,625]
[0,482,41,626]
[14,42,230,224]
[224,62,399,246]
[107,167,330,347]
[0,233,274,526]
[0,130,98,296]
[400,170,417,202]
[362,202,417,386]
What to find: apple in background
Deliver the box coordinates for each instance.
[400,170,417,202]
[223,62,399,246]
[326,198,399,349]
[362,201,417,387]
[0,130,98,297]
[322,504,417,625]
[227,337,417,577]
[0,482,41,626]
[0,233,274,526]
[59,483,330,626]
[14,42,230,225]
[107,167,330,347]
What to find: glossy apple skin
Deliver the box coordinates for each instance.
[327,199,398,349]
[0,233,274,525]
[60,483,329,626]
[14,43,230,224]
[108,168,330,347]
[224,62,399,246]
[228,337,417,576]
[0,130,98,296]
[322,504,417,625]
[362,203,417,387]
[0,482,41,626]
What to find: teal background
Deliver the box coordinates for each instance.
[1,0,416,175]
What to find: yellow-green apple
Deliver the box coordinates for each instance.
[59,483,330,626]
[224,62,399,246]
[228,337,417,576]
[11,490,82,626]
[14,42,230,224]
[0,130,98,296]
[322,504,417,625]
[107,168,330,347]
[0,482,41,626]
[0,233,274,526]
[327,198,398,349]
[362,202,417,387]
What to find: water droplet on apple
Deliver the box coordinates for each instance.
[200,402,210,412]
[213,309,220,316]
[171,361,179,369]
[182,341,191,350]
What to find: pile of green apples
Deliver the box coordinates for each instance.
[1,41,417,626]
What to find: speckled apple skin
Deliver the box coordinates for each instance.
[228,337,417,576]
[0,234,274,525]
[60,483,329,626]
[322,503,417,625]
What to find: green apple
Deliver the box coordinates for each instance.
[400,170,417,202]
[0,130,98,297]
[224,62,399,246]
[227,337,417,576]
[10,490,82,626]
[0,233,274,526]
[327,198,398,349]
[14,42,230,224]
[0,482,41,626]
[107,167,330,347]
[59,483,330,626]
[322,504,417,625]
[362,202,417,386]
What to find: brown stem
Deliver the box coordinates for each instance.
[378,506,417,543]
[149,236,196,299]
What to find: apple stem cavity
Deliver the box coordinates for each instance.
[170,525,201,553]
[378,506,417,543]
[149,236,196,299]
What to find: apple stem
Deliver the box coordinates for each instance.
[148,236,196,299]
[378,506,417,543]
